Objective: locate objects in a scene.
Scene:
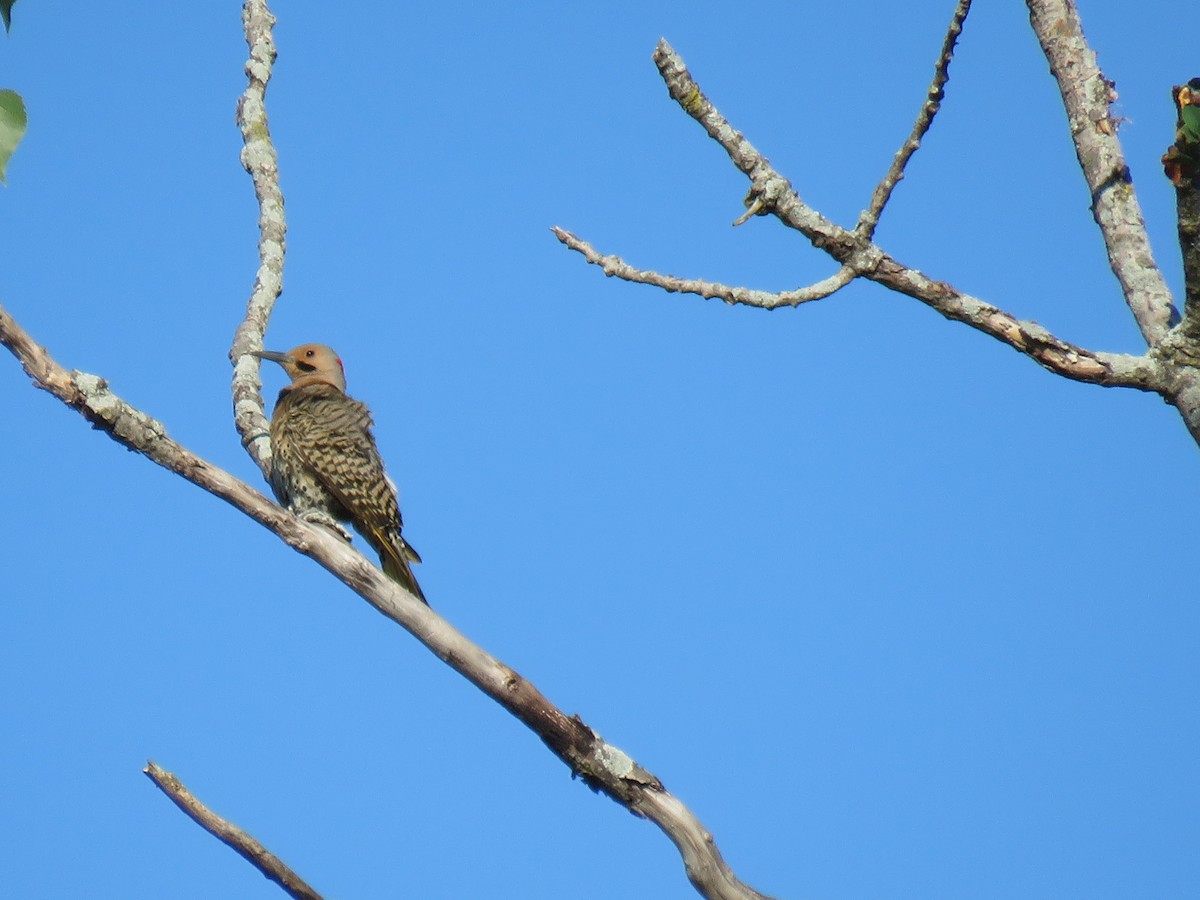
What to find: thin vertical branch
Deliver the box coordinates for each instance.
[1026,0,1178,344]
[230,0,285,478]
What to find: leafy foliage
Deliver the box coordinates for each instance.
[0,89,26,183]
[1163,78,1200,186]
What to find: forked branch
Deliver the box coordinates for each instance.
[555,9,1168,395]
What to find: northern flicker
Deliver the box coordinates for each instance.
[252,343,426,603]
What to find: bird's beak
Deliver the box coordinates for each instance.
[251,349,291,365]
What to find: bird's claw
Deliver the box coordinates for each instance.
[296,509,354,543]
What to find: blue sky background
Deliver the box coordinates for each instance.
[2,2,1197,898]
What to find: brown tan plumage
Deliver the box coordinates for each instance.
[253,343,426,603]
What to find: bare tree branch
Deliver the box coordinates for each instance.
[230,0,285,479]
[551,227,854,309]
[857,0,972,239]
[556,40,1164,391]
[1026,0,1178,344]
[0,302,773,900]
[143,762,323,900]
[650,39,835,246]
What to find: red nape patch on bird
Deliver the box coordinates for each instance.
[337,357,344,371]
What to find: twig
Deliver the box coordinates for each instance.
[230,0,285,478]
[552,227,854,308]
[0,303,773,900]
[732,196,765,227]
[1026,0,1178,344]
[651,40,841,249]
[857,0,972,239]
[144,762,323,900]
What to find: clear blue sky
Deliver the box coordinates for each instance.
[2,2,1197,898]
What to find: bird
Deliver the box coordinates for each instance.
[252,343,427,603]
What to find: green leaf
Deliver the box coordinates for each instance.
[0,89,27,184]
[1,0,15,33]
[1182,105,1200,145]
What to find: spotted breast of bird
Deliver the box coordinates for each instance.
[252,343,426,604]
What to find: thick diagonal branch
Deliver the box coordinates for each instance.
[144,762,323,900]
[0,304,772,900]
[1026,0,1177,344]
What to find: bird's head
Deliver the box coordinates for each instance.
[252,343,347,392]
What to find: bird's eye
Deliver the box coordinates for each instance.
[305,350,315,358]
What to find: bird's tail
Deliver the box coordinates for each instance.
[380,538,427,604]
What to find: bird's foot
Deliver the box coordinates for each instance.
[295,509,354,543]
